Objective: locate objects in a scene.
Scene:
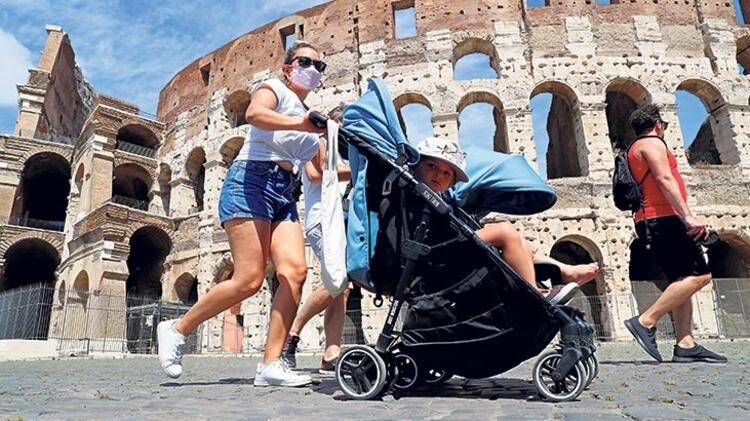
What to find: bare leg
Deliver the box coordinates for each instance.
[671,299,696,349]
[263,220,308,365]
[532,253,600,286]
[290,285,334,336]
[477,222,536,288]
[322,288,350,361]
[175,219,270,335]
[639,274,711,329]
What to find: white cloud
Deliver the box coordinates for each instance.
[0,28,33,106]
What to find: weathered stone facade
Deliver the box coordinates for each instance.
[3,2,750,353]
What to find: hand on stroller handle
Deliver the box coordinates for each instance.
[309,111,328,128]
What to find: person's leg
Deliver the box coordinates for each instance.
[290,285,334,336]
[671,299,695,349]
[264,219,308,365]
[477,222,535,286]
[176,218,271,335]
[322,288,350,361]
[638,274,711,329]
[532,254,600,286]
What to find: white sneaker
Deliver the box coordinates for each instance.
[157,319,186,379]
[254,360,312,387]
[547,283,580,305]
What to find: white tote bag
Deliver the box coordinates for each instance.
[319,120,348,297]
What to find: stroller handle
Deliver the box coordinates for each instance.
[309,111,328,129]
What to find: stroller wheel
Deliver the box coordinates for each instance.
[424,368,453,386]
[532,351,586,402]
[588,353,600,381]
[336,345,388,400]
[393,353,421,390]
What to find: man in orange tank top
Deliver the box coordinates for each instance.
[623,104,726,364]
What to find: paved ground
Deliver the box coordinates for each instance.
[1,340,748,420]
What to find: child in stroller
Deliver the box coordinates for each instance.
[309,78,597,402]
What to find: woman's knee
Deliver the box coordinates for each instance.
[276,263,308,287]
[231,271,265,297]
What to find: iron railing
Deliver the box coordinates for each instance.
[1,280,748,357]
[115,140,157,159]
[34,132,77,146]
[1,216,65,232]
[110,195,149,211]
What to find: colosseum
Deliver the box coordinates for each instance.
[1,0,750,358]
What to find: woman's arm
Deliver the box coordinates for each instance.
[245,86,324,134]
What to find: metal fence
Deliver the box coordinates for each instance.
[1,216,65,232]
[0,279,748,357]
[115,140,157,159]
[110,194,150,211]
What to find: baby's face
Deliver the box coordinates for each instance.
[414,157,456,193]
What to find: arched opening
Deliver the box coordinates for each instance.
[550,238,608,338]
[531,81,588,179]
[157,164,172,216]
[185,148,206,213]
[219,137,244,167]
[125,226,171,304]
[174,273,198,305]
[676,79,737,166]
[65,270,90,341]
[0,238,60,339]
[734,0,749,25]
[10,152,70,231]
[708,233,750,336]
[394,93,433,144]
[453,38,500,80]
[115,124,159,158]
[73,164,84,196]
[736,35,750,75]
[605,79,651,151]
[629,238,675,337]
[457,92,509,152]
[224,90,252,128]
[112,163,152,211]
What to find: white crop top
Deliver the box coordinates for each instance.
[235,78,320,173]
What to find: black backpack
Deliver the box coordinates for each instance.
[612,136,661,211]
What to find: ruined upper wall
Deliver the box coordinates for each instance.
[155,0,745,152]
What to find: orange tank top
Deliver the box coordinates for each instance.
[627,137,687,223]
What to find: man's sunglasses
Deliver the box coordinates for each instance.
[660,120,670,131]
[290,56,327,73]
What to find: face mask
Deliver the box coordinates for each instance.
[290,65,321,90]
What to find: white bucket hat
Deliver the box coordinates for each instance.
[415,137,469,183]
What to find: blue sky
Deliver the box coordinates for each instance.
[0,0,727,176]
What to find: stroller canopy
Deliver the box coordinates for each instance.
[450,146,557,216]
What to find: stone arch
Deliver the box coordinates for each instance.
[125,226,172,304]
[531,81,589,179]
[676,78,738,166]
[452,37,500,80]
[394,92,434,143]
[116,123,159,149]
[174,272,199,305]
[185,147,207,212]
[550,235,610,338]
[73,270,89,294]
[708,231,750,279]
[10,152,71,231]
[604,78,652,151]
[224,90,252,128]
[456,91,509,152]
[112,163,153,210]
[73,163,85,195]
[219,136,245,167]
[58,279,67,305]
[0,238,60,292]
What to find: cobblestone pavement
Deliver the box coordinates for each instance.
[1,340,748,420]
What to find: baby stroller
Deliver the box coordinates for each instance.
[309,78,597,402]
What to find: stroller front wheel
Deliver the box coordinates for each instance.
[532,351,587,402]
[336,345,388,400]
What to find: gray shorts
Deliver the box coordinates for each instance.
[305,223,323,260]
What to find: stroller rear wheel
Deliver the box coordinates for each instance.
[587,353,599,382]
[393,353,421,390]
[336,345,388,400]
[532,351,587,402]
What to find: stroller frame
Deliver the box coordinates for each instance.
[309,112,597,401]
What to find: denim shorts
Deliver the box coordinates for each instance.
[218,160,299,226]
